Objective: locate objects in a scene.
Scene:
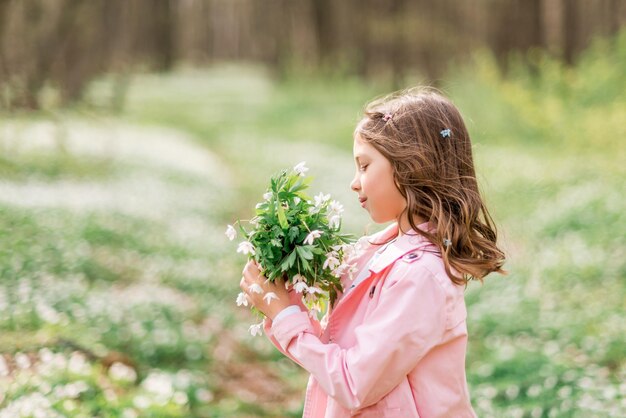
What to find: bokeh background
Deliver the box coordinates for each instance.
[1,1,625,417]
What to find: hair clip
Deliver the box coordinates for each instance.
[443,238,452,247]
[440,128,451,138]
[382,113,393,122]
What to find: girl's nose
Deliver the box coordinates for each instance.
[350,175,360,192]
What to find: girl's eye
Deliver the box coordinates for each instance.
[359,164,368,172]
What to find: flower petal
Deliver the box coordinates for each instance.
[225,225,237,241]
[263,292,279,305]
[236,292,249,307]
[248,283,264,294]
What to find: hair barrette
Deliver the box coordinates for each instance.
[440,128,451,138]
[382,113,393,122]
[443,238,452,247]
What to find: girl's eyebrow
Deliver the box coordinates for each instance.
[354,154,367,162]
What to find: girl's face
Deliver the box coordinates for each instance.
[351,134,407,223]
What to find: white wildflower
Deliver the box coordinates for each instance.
[248,283,264,294]
[109,362,137,383]
[68,352,90,375]
[15,352,31,369]
[263,292,279,305]
[294,282,309,293]
[294,196,301,204]
[292,274,308,293]
[307,286,324,295]
[263,192,272,200]
[294,161,309,176]
[328,200,344,216]
[142,372,173,398]
[225,225,237,241]
[314,192,331,207]
[328,215,341,229]
[248,322,263,336]
[237,241,256,255]
[323,253,340,270]
[304,230,322,245]
[65,381,89,398]
[236,292,248,307]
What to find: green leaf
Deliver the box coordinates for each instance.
[299,255,311,272]
[281,250,297,271]
[296,245,314,260]
[276,200,288,229]
[288,226,300,242]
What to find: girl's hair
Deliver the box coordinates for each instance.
[354,86,507,286]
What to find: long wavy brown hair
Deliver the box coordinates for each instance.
[354,87,507,286]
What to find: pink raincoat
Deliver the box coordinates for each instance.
[264,221,478,417]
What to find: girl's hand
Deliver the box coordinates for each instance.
[240,260,291,320]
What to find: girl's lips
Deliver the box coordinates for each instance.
[359,198,367,208]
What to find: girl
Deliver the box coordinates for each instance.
[240,87,506,417]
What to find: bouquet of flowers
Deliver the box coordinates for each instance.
[226,162,357,334]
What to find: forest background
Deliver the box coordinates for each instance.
[0,1,625,417]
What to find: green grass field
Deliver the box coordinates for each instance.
[0,32,624,417]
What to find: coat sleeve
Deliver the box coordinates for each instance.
[265,263,448,411]
[263,288,323,367]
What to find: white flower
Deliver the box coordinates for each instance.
[249,322,263,336]
[293,197,301,205]
[323,253,340,270]
[294,161,309,176]
[263,292,279,305]
[292,274,308,293]
[307,286,323,295]
[15,352,30,369]
[314,192,331,207]
[236,292,248,307]
[248,283,264,294]
[109,362,137,383]
[294,281,308,293]
[142,372,173,397]
[304,230,322,245]
[263,192,273,200]
[237,241,256,255]
[225,225,237,241]
[328,215,341,229]
[328,200,344,215]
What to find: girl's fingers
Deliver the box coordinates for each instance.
[239,276,249,293]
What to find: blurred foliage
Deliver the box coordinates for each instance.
[0,30,625,417]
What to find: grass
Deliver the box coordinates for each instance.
[0,30,625,417]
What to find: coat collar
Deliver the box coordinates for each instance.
[365,221,437,274]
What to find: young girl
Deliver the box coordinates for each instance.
[240,87,506,417]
